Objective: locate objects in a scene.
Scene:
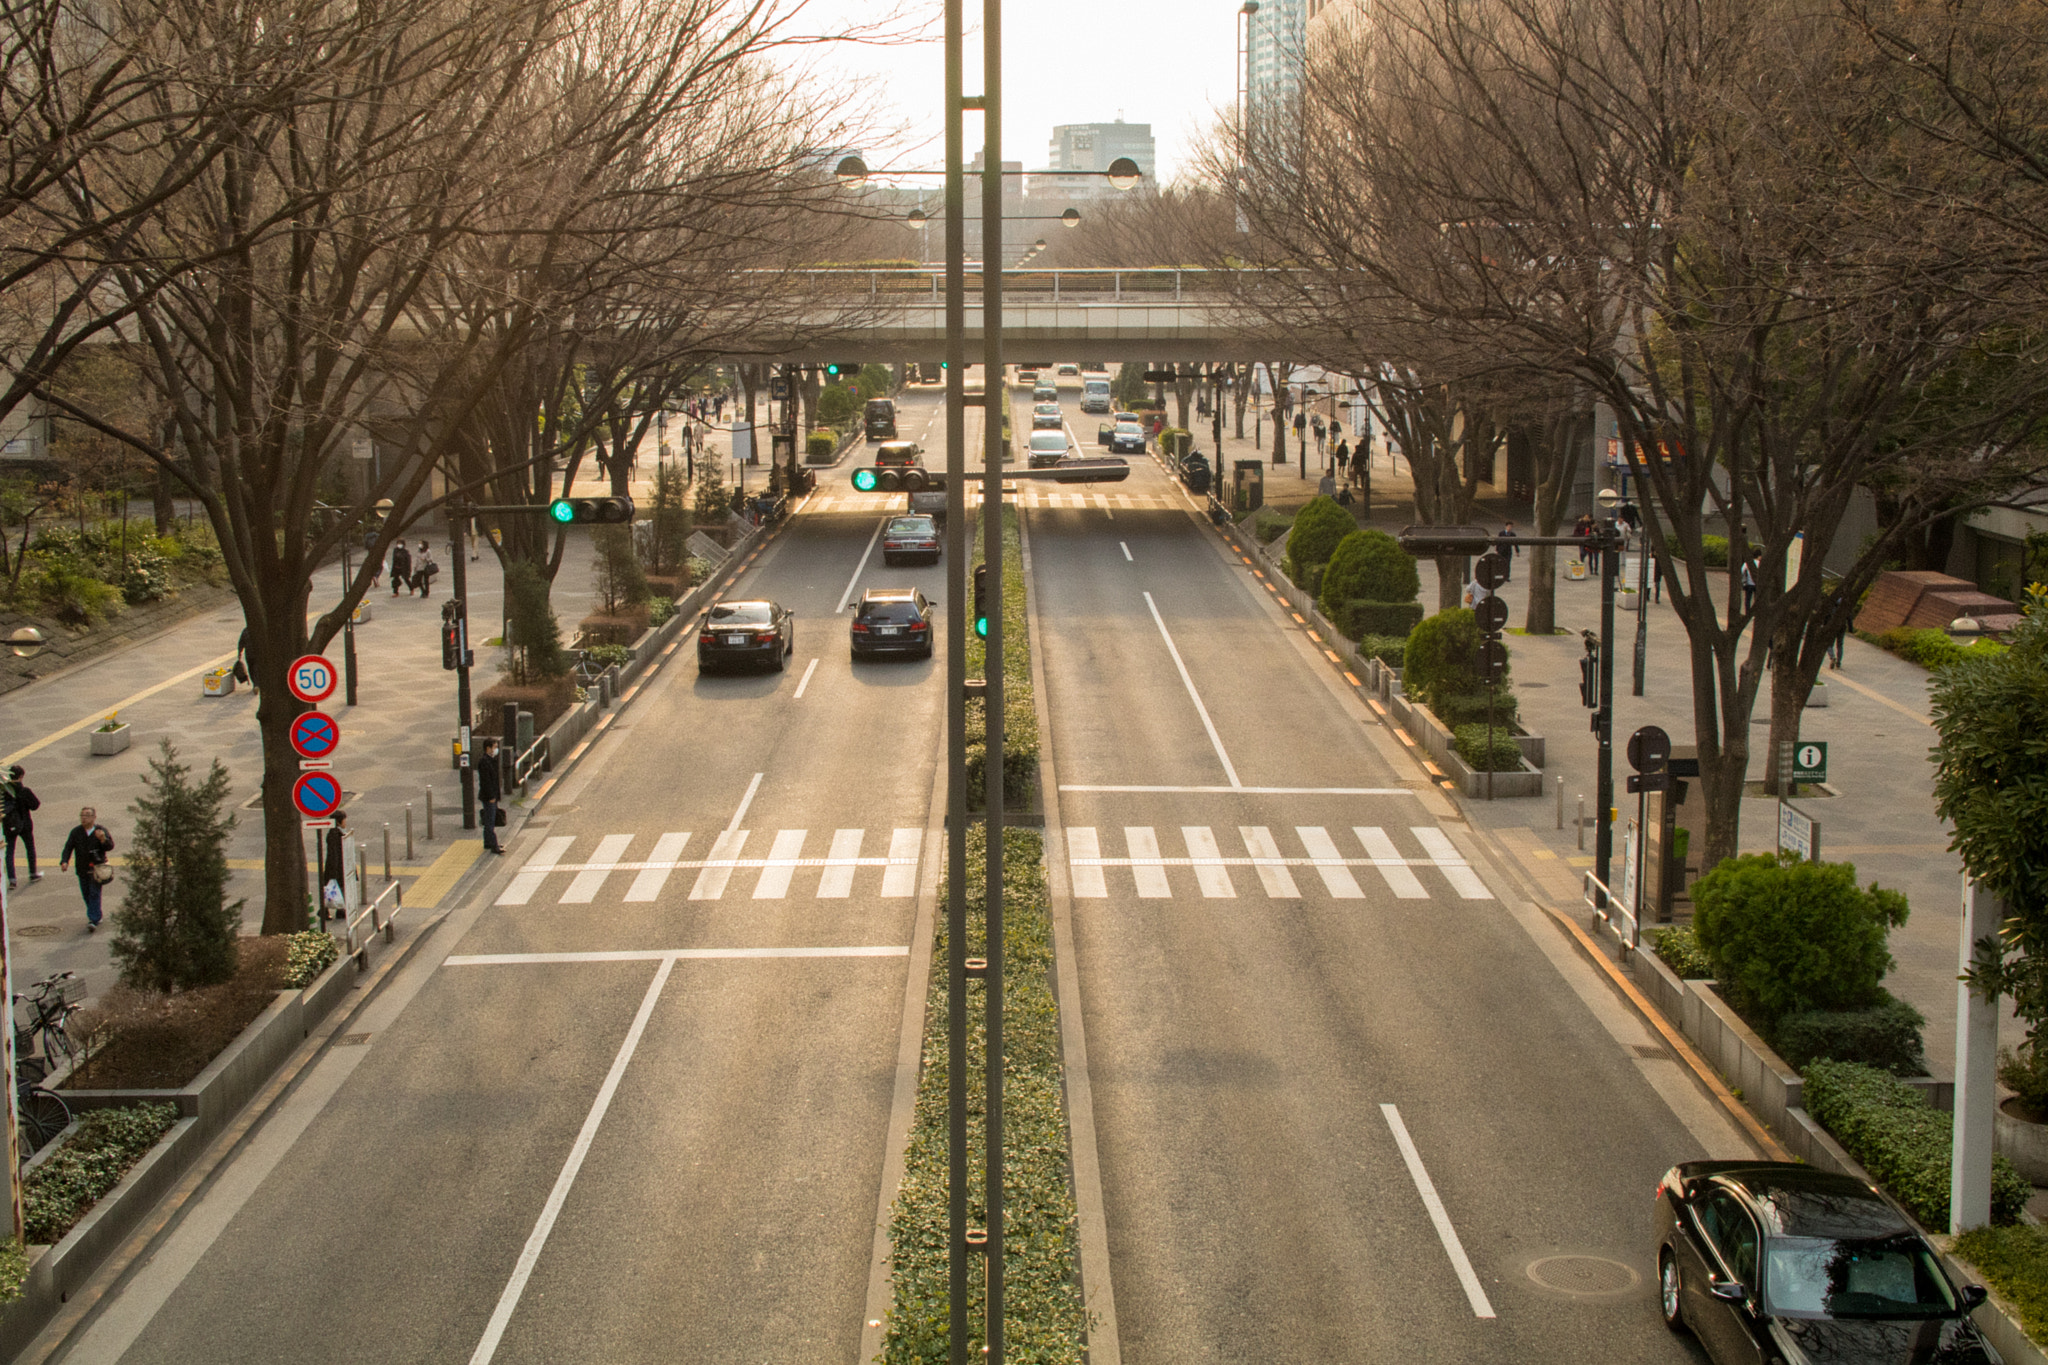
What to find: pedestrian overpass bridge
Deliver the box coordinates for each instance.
[732,267,1273,365]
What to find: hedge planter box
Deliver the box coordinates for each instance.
[88,723,130,756]
[1996,1101,2048,1185]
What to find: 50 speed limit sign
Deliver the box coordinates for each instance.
[287,654,339,704]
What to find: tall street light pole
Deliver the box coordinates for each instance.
[942,5,970,1360]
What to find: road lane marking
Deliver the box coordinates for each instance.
[445,946,910,965]
[624,832,690,901]
[753,828,808,898]
[1182,825,1235,898]
[1240,826,1301,898]
[1382,1103,1497,1320]
[1142,590,1240,789]
[793,657,820,697]
[497,836,574,906]
[1410,826,1494,900]
[689,829,749,899]
[836,518,888,613]
[1125,827,1171,898]
[1120,541,1133,562]
[727,772,764,830]
[1355,827,1427,899]
[561,833,632,904]
[469,958,676,1365]
[1297,826,1365,898]
[819,829,864,897]
[1060,785,1412,795]
[1067,827,1108,898]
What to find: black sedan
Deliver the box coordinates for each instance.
[1656,1161,1997,1364]
[850,587,933,661]
[881,514,941,566]
[697,599,794,673]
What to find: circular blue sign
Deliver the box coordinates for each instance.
[293,771,343,819]
[290,711,340,760]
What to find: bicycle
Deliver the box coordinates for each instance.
[14,1052,70,1160]
[15,970,85,1067]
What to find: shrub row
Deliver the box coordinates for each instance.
[282,928,339,989]
[1355,634,1408,669]
[1652,924,1713,980]
[965,506,1039,810]
[1774,996,1927,1076]
[1952,1225,2048,1348]
[1804,1059,2030,1229]
[884,827,1088,1362]
[22,1102,181,1248]
[1452,724,1522,773]
[1868,626,2006,671]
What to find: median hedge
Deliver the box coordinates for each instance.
[965,506,1039,810]
[21,1101,180,1249]
[884,825,1089,1362]
[1952,1225,2048,1349]
[1803,1059,2029,1229]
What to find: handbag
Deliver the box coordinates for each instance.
[495,807,508,827]
[232,659,249,684]
[91,863,114,885]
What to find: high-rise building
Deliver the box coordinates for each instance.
[1030,119,1156,203]
[1246,0,1307,115]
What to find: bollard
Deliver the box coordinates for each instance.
[383,824,393,881]
[426,785,435,840]
[405,803,414,861]
[1556,775,1565,831]
[1576,795,1586,852]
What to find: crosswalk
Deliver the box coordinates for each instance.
[497,829,924,906]
[805,491,1177,515]
[1064,824,1492,901]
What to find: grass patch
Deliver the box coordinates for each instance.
[883,825,1088,1362]
[21,1102,180,1249]
[1954,1225,2048,1348]
[965,506,1039,810]
[63,936,287,1090]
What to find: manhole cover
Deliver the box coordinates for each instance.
[1527,1256,1641,1296]
[15,925,64,938]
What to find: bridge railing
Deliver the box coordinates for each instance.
[774,267,1227,303]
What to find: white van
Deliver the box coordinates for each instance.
[1080,377,1112,413]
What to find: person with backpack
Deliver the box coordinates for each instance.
[389,539,413,596]
[3,763,42,889]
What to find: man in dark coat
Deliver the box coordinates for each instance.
[58,807,113,932]
[477,738,503,854]
[3,763,42,889]
[389,540,413,596]
[321,810,350,920]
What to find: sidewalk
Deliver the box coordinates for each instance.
[0,532,603,1006]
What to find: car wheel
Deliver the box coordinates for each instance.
[772,643,787,672]
[920,642,933,660]
[1659,1250,1686,1333]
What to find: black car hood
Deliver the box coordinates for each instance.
[1773,1314,1995,1364]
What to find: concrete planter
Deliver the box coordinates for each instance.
[1806,680,1829,708]
[1996,1100,2048,1185]
[88,724,130,756]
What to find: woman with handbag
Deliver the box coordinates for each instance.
[58,807,115,933]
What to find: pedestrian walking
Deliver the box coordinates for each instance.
[478,737,504,854]
[1828,618,1847,670]
[413,540,438,598]
[321,811,349,921]
[1740,555,1758,614]
[1333,436,1350,474]
[1318,468,1337,498]
[57,807,113,932]
[1496,522,1519,582]
[389,539,413,596]
[1573,513,1597,563]
[3,764,43,889]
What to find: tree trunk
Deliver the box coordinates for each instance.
[154,464,176,535]
[1527,543,1557,632]
[1270,368,1290,468]
[1434,555,1463,612]
[250,615,313,933]
[1233,364,1248,438]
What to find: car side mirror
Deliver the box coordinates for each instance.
[1709,1280,1747,1303]
[1960,1284,1988,1310]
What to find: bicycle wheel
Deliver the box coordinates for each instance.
[17,1086,70,1157]
[43,1016,77,1064]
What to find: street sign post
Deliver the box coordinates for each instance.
[292,771,343,822]
[289,711,341,762]
[1792,741,1828,785]
[1778,799,1821,861]
[287,654,338,705]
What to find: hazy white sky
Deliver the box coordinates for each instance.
[794,1,1240,182]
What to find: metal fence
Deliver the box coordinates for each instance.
[1585,869,1638,954]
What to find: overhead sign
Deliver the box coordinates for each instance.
[1778,799,1821,862]
[289,711,340,761]
[1792,741,1828,785]
[287,655,338,704]
[1627,725,1672,773]
[292,771,343,821]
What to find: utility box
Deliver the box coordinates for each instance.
[1232,460,1265,516]
[201,668,236,697]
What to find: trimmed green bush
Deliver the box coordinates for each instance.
[1356,634,1408,669]
[1453,725,1522,772]
[282,928,339,988]
[1285,495,1355,574]
[964,506,1038,809]
[1773,995,1927,1076]
[1652,924,1712,979]
[1403,608,1513,709]
[1318,529,1419,610]
[1952,1225,2048,1347]
[1700,534,1729,567]
[1252,509,1293,544]
[1999,1043,2048,1113]
[23,1102,180,1246]
[1432,689,1520,730]
[648,596,676,627]
[1334,600,1425,642]
[1876,626,2005,671]
[1804,1059,2029,1229]
[1691,853,1907,1030]
[885,826,1087,1362]
[806,430,837,459]
[0,1239,26,1303]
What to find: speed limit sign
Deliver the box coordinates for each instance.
[287,654,339,704]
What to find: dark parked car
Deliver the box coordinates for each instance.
[881,514,941,566]
[1656,1161,1997,1364]
[864,398,897,441]
[1101,421,1146,454]
[698,599,794,673]
[850,587,934,661]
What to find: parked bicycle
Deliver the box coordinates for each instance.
[15,970,84,1067]
[15,1057,70,1160]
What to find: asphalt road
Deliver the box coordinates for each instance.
[60,387,965,1365]
[44,375,1755,1364]
[1028,431,1748,1362]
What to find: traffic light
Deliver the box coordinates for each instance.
[547,496,635,524]
[1579,633,1601,708]
[850,467,940,493]
[440,600,471,671]
[824,361,857,380]
[851,467,878,492]
[973,563,989,639]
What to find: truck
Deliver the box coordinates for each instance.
[1080,377,1112,413]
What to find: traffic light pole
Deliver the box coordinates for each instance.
[979,0,1007,1352]
[942,2,970,1359]
[449,503,476,831]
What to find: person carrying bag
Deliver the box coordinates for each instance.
[58,807,114,932]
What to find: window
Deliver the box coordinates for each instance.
[710,603,772,625]
[1763,1237,1958,1320]
[1702,1191,1760,1287]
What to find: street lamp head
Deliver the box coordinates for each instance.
[1596,487,1621,512]
[6,626,45,659]
[834,154,868,188]
[1061,207,1081,228]
[1240,1,1259,13]
[1106,157,1142,191]
[1034,238,1047,248]
[905,206,928,228]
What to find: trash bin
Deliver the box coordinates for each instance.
[1232,460,1265,515]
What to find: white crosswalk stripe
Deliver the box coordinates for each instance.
[802,492,1175,515]
[1063,824,1493,902]
[493,829,926,904]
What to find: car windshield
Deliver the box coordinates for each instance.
[710,602,772,625]
[1763,1236,1958,1320]
[858,599,922,623]
[886,518,934,537]
[1115,423,1142,435]
[1030,434,1066,451]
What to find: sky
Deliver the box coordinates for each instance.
[794,1,1241,182]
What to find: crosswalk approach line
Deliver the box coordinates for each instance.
[1067,827,1108,898]
[487,828,928,904]
[562,833,633,903]
[1240,825,1301,898]
[753,828,808,899]
[624,832,689,901]
[1410,826,1494,900]
[1296,826,1366,899]
[1182,825,1235,898]
[1057,824,1491,902]
[1124,827,1172,898]
[818,829,863,897]
[690,829,748,900]
[498,836,575,906]
[1355,826,1427,899]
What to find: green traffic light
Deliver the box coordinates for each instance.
[974,616,988,639]
[548,499,575,523]
[851,468,878,492]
